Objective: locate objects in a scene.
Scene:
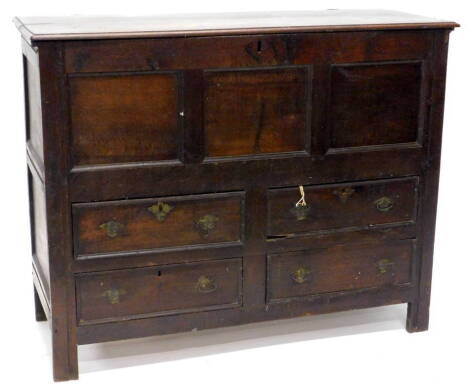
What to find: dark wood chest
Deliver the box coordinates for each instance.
[15,10,458,381]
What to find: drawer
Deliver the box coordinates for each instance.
[76,258,242,324]
[73,191,244,257]
[267,177,418,237]
[267,240,413,302]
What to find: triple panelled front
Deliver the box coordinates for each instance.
[67,30,430,326]
[67,30,428,170]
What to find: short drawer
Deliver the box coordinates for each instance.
[73,191,244,257]
[76,258,242,324]
[267,240,413,302]
[267,177,418,237]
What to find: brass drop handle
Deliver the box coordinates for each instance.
[290,185,311,220]
[99,221,124,238]
[291,266,311,284]
[196,275,217,293]
[375,197,394,212]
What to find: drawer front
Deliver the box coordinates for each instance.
[267,241,413,302]
[267,177,418,237]
[73,192,243,257]
[76,258,242,324]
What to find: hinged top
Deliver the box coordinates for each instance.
[14,10,458,43]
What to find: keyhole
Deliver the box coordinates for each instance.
[156,270,162,277]
[257,40,263,52]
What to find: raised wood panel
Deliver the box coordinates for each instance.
[267,177,418,237]
[267,240,414,302]
[73,192,244,257]
[204,67,309,158]
[64,31,432,73]
[328,61,423,149]
[76,258,242,324]
[69,72,181,166]
[28,168,50,298]
[23,52,44,162]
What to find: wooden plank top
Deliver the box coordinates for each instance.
[14,10,459,43]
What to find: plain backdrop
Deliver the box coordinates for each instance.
[1,1,468,390]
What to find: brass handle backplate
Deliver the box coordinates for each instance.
[196,275,217,293]
[99,221,124,238]
[148,201,174,222]
[195,214,219,237]
[102,288,126,304]
[376,259,395,274]
[334,187,355,203]
[291,266,311,284]
[375,197,394,212]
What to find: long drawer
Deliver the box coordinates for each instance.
[267,177,418,237]
[72,191,244,257]
[267,240,414,303]
[76,258,243,325]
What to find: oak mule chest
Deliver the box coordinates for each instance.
[14,10,458,381]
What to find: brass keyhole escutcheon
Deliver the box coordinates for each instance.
[102,288,126,304]
[196,214,219,237]
[375,197,394,212]
[196,276,217,293]
[376,259,395,274]
[99,221,124,238]
[148,201,174,222]
[291,266,311,284]
[334,187,355,203]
